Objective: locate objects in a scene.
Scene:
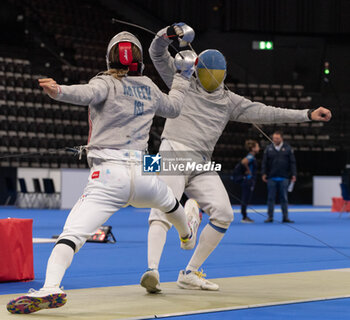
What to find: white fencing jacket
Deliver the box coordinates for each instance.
[149,28,310,157]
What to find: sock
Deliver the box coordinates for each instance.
[186,222,226,272]
[43,243,74,288]
[147,221,168,270]
[165,200,190,239]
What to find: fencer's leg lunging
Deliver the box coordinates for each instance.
[43,241,75,288]
[7,162,126,314]
[177,222,226,291]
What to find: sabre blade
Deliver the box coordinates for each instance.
[111,18,184,59]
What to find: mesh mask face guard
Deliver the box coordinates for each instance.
[196,49,227,92]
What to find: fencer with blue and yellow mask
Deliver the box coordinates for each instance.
[196,49,226,92]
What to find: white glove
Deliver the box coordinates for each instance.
[166,23,195,47]
[174,50,198,79]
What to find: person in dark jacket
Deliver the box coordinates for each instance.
[240,140,260,223]
[262,131,296,223]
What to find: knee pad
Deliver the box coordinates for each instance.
[209,219,232,230]
[56,234,88,253]
[55,238,76,252]
[165,198,179,213]
[208,221,228,233]
[210,205,234,229]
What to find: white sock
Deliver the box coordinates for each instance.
[148,221,168,270]
[165,202,190,239]
[186,223,226,272]
[43,243,74,288]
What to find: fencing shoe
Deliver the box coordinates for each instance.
[177,269,219,291]
[180,199,201,250]
[7,287,66,314]
[140,268,161,293]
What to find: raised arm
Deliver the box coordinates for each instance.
[38,77,109,106]
[148,27,178,89]
[229,94,331,124]
[149,23,195,89]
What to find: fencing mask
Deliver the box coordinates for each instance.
[196,49,226,92]
[106,31,144,74]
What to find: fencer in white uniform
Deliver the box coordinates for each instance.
[7,31,200,315]
[141,23,332,293]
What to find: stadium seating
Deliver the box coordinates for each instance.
[0,0,344,175]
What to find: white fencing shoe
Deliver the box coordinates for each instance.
[7,287,67,314]
[177,269,219,291]
[180,199,201,250]
[140,268,161,293]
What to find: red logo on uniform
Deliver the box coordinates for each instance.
[92,171,100,179]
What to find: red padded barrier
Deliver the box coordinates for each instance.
[332,197,350,212]
[0,218,34,282]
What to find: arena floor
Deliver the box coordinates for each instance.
[0,205,349,319]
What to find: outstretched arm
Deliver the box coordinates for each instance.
[148,27,178,89]
[38,77,109,106]
[229,94,332,124]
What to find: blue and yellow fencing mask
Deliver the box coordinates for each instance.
[196,49,226,92]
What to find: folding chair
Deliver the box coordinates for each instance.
[4,177,16,206]
[43,178,61,209]
[32,178,45,208]
[16,178,33,208]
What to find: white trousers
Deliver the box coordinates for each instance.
[149,139,234,229]
[58,158,176,252]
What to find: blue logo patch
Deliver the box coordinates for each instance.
[143,154,161,172]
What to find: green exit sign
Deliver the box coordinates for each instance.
[252,41,274,50]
